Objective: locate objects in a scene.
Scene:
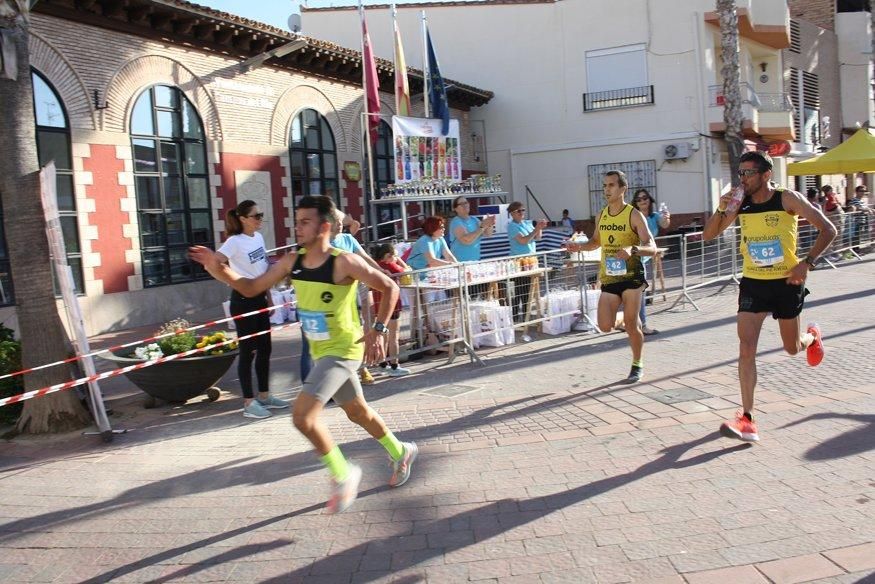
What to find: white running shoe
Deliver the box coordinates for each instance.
[326,464,362,514]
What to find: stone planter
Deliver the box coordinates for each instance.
[102,349,238,408]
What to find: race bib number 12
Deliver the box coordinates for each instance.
[298,310,330,341]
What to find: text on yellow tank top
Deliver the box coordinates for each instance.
[597,203,643,284]
[292,248,365,361]
[738,189,799,280]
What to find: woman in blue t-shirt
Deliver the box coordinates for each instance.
[406,216,458,274]
[633,189,670,335]
[448,196,495,262]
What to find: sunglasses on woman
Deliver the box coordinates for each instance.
[246,212,265,220]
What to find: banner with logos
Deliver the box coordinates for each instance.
[391,116,461,183]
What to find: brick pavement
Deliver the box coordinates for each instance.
[0,259,873,583]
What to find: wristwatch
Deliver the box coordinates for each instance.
[373,322,389,335]
[630,245,640,256]
[804,255,818,268]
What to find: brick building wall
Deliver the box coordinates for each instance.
[789,0,835,31]
[14,13,483,334]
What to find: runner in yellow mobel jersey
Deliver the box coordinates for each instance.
[703,151,836,443]
[190,195,418,514]
[567,170,657,383]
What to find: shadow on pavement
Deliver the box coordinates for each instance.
[779,413,875,460]
[256,435,751,583]
[73,434,748,583]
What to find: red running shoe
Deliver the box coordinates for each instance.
[719,411,759,442]
[806,323,824,366]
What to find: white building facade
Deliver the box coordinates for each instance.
[304,0,796,225]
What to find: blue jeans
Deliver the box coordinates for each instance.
[639,260,650,326]
[300,331,312,382]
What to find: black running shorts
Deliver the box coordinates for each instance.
[601,279,647,297]
[738,277,809,320]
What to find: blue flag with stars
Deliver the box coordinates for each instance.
[426,29,450,136]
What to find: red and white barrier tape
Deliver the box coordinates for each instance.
[0,300,296,383]
[0,322,299,408]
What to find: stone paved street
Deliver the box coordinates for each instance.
[1,259,874,583]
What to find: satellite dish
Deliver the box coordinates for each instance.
[288,14,302,33]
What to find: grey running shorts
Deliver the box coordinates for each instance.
[302,356,364,405]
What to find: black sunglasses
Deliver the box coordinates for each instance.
[737,169,762,177]
[246,212,265,220]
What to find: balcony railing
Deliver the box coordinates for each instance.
[757,92,794,112]
[709,82,761,108]
[583,85,654,112]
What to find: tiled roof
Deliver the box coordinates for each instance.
[302,0,558,11]
[36,0,493,107]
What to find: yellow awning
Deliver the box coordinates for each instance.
[786,129,875,175]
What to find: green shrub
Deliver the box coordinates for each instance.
[157,332,196,356]
[154,318,197,356]
[0,324,23,426]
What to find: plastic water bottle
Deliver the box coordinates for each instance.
[726,186,745,214]
[658,202,668,215]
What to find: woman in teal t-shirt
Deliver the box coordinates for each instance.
[406,216,458,275]
[448,196,496,262]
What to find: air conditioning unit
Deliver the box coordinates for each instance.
[664,142,691,160]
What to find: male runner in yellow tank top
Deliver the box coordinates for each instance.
[190,195,417,514]
[703,151,835,443]
[567,170,657,382]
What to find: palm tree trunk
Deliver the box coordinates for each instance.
[717,0,745,187]
[0,3,90,433]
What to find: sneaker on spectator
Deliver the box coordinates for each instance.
[806,323,824,367]
[243,401,271,419]
[719,411,759,442]
[389,442,418,487]
[257,395,289,409]
[327,463,362,514]
[388,366,411,377]
[641,325,659,336]
[359,368,375,385]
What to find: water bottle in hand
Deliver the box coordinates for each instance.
[658,202,668,215]
[726,186,745,214]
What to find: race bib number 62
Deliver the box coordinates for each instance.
[747,239,784,267]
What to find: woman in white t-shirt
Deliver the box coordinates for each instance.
[216,200,287,420]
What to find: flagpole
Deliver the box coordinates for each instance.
[359,1,378,244]
[421,10,429,118]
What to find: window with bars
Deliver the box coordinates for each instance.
[289,109,338,211]
[587,160,657,218]
[790,68,821,147]
[130,85,212,288]
[32,70,84,298]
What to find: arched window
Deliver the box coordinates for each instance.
[130,85,212,287]
[289,109,338,210]
[33,70,83,297]
[369,121,402,239]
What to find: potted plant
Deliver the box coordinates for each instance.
[102,319,238,408]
